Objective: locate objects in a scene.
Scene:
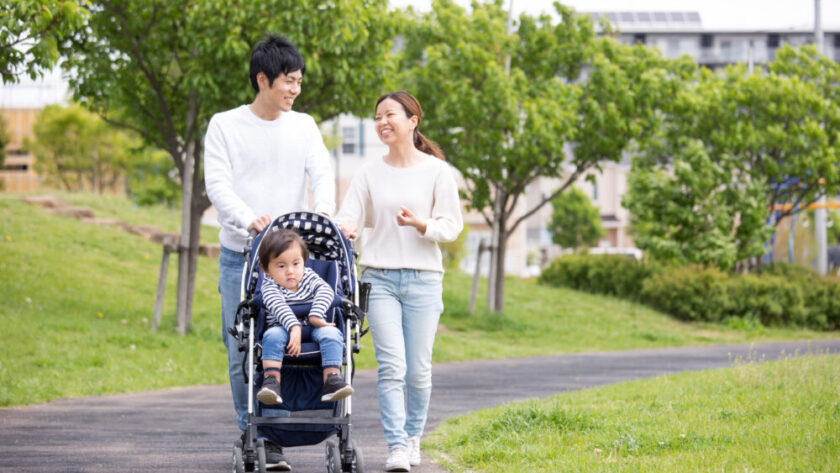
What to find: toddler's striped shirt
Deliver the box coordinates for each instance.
[262,267,334,330]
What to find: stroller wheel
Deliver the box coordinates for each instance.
[256,439,267,473]
[325,439,341,473]
[232,442,245,473]
[348,439,365,473]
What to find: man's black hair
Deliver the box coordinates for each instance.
[249,34,306,94]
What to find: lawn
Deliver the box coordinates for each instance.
[0,192,837,407]
[425,352,840,472]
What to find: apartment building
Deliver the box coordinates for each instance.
[0,69,69,192]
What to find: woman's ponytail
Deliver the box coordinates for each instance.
[413,128,446,161]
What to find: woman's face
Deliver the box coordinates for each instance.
[374,98,418,146]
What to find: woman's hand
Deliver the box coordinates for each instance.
[339,221,358,239]
[396,206,427,235]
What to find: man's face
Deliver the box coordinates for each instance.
[260,70,302,112]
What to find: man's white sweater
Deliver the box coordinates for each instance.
[204,105,335,251]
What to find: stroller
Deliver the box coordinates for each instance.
[230,212,370,473]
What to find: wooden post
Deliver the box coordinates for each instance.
[468,239,487,314]
[151,236,175,332]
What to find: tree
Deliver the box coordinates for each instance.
[625,53,840,269]
[0,113,9,170]
[63,0,396,333]
[548,187,604,249]
[26,103,134,192]
[396,0,679,311]
[0,0,87,83]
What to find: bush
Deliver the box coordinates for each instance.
[640,265,730,322]
[758,262,839,330]
[540,257,840,331]
[538,254,656,300]
[722,274,807,327]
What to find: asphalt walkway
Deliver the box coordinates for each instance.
[2,340,839,473]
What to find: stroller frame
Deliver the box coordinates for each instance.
[229,212,369,473]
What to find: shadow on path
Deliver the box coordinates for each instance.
[2,340,838,473]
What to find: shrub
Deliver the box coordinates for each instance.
[758,262,840,330]
[538,254,655,300]
[722,274,807,327]
[640,265,730,322]
[541,257,840,331]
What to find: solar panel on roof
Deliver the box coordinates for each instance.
[620,11,634,22]
[637,12,652,22]
[669,12,685,22]
[653,12,667,22]
[686,12,701,22]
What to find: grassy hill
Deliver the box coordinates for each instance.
[0,193,835,407]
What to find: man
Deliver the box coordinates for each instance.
[204,34,335,471]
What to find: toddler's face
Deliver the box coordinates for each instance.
[265,243,305,292]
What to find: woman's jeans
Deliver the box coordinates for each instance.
[361,268,444,448]
[262,324,344,368]
[219,246,248,432]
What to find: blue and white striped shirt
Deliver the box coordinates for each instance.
[262,267,335,331]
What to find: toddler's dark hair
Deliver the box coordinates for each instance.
[258,228,309,271]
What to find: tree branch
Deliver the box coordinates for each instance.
[100,0,180,157]
[508,167,583,234]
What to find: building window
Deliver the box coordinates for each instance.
[341,126,357,155]
[633,34,646,45]
[701,34,713,48]
[767,34,780,48]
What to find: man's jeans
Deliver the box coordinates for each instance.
[219,246,248,432]
[262,324,344,368]
[361,268,444,448]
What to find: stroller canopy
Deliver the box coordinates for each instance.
[247,212,355,297]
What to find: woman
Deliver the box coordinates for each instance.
[337,91,463,472]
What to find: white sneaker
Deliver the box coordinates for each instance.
[407,436,421,466]
[385,445,411,472]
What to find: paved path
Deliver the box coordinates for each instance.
[2,340,839,473]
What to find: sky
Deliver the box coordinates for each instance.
[390,0,840,30]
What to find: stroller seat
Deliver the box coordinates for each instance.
[254,258,346,367]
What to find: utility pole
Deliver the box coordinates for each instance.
[814,0,828,275]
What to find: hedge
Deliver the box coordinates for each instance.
[537,254,656,301]
[539,255,840,330]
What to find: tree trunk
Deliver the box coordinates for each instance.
[487,189,507,313]
[175,137,211,335]
[175,142,194,335]
[492,228,508,312]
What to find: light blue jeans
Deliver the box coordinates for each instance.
[361,268,444,448]
[219,246,249,432]
[262,324,344,368]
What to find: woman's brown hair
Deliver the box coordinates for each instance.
[375,91,446,160]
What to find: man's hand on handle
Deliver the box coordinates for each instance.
[248,214,272,233]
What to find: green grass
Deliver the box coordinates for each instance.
[0,192,836,407]
[0,194,226,407]
[42,190,220,244]
[426,352,840,472]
